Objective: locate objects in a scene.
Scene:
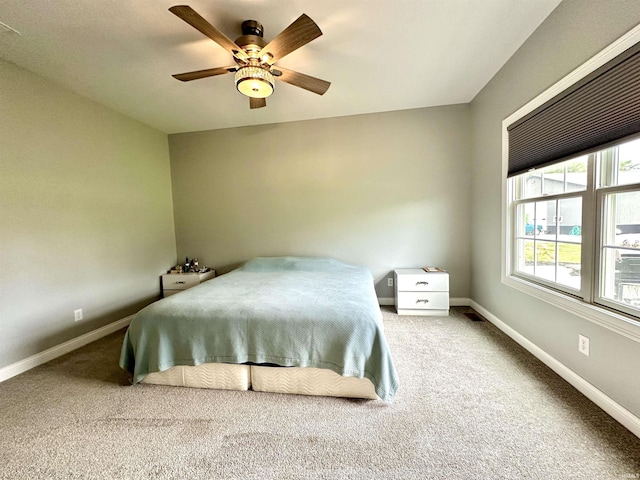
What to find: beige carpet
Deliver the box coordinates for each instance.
[1,307,639,479]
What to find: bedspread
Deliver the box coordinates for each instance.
[119,257,398,401]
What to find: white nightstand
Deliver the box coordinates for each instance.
[161,271,216,297]
[394,268,449,316]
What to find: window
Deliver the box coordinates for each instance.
[512,156,587,293]
[596,140,640,317]
[502,25,640,338]
[509,139,640,320]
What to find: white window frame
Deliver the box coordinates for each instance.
[510,162,590,297]
[595,183,640,318]
[501,24,640,343]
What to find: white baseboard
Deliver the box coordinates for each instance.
[470,300,640,440]
[0,315,133,383]
[378,297,471,307]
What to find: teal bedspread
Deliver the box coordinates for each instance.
[119,257,398,401]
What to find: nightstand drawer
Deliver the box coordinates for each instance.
[397,291,449,310]
[161,271,216,297]
[162,274,200,290]
[396,273,449,292]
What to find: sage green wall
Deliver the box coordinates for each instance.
[168,105,471,298]
[0,60,176,369]
[469,1,640,417]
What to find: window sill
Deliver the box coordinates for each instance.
[502,273,640,343]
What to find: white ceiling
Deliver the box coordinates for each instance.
[0,0,561,134]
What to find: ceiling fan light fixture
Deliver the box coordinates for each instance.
[235,66,274,98]
[169,7,330,108]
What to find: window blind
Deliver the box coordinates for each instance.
[507,42,640,177]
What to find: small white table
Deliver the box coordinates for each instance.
[161,270,216,297]
[394,268,449,316]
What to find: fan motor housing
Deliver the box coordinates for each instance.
[241,20,263,37]
[235,20,266,55]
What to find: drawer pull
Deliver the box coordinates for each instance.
[416,299,429,304]
[175,281,186,284]
[416,281,429,286]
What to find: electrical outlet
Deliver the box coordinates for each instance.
[387,278,393,287]
[74,309,83,322]
[578,334,590,356]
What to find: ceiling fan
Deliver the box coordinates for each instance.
[169,5,331,109]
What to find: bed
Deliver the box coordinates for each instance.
[119,256,398,401]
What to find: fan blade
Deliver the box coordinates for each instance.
[169,6,248,61]
[257,14,322,64]
[250,97,266,109]
[173,66,237,82]
[272,67,330,95]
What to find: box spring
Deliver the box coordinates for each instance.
[142,362,377,399]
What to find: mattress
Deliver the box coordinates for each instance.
[141,362,377,399]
